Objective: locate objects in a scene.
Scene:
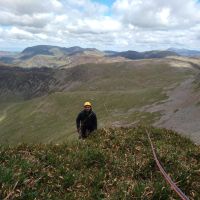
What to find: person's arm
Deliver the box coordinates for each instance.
[76,112,81,131]
[93,113,97,130]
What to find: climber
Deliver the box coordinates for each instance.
[76,102,97,139]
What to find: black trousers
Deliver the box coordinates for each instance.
[79,127,94,139]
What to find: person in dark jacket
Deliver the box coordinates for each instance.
[76,102,97,139]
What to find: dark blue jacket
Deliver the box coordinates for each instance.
[76,110,97,131]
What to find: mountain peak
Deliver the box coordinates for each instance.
[20,45,99,59]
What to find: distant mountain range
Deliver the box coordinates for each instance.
[0,51,19,56]
[0,45,179,68]
[167,48,200,57]
[19,45,179,59]
[0,51,19,63]
[0,45,125,68]
[1,45,200,68]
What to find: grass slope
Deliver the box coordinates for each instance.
[0,60,195,144]
[0,90,163,145]
[0,126,200,199]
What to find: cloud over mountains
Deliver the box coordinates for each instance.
[0,0,200,51]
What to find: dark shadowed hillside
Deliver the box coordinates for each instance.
[110,50,178,60]
[0,65,56,100]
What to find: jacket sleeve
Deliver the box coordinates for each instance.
[93,113,97,130]
[76,113,81,129]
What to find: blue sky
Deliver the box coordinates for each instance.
[94,0,115,15]
[0,0,200,52]
[94,0,115,7]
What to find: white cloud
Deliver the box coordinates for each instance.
[4,27,34,40]
[66,17,122,34]
[0,11,54,28]
[113,0,200,29]
[0,0,62,15]
[0,0,200,51]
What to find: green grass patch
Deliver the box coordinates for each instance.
[0,126,199,199]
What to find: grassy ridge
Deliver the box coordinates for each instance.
[0,60,195,144]
[68,61,192,91]
[0,126,200,199]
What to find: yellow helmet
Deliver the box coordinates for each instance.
[84,101,92,107]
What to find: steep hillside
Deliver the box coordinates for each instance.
[0,126,199,199]
[0,65,56,100]
[0,58,197,145]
